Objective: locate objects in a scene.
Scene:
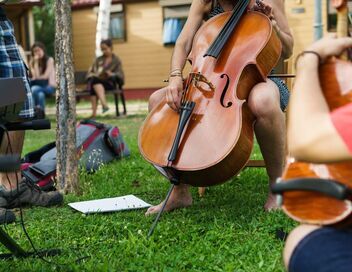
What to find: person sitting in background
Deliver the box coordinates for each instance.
[283,35,352,272]
[86,39,124,118]
[29,42,56,117]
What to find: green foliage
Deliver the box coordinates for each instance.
[1,105,296,271]
[32,0,55,57]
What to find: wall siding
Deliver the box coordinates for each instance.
[73,1,331,93]
[286,0,328,72]
[72,2,173,90]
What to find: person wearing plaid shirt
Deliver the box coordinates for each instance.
[0,7,34,119]
[0,5,63,225]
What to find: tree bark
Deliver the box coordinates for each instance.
[95,0,112,57]
[54,0,79,194]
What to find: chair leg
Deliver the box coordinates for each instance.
[114,93,120,116]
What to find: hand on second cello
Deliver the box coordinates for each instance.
[305,35,352,61]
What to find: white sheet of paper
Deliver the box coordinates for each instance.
[68,195,151,214]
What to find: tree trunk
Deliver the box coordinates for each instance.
[54,0,79,194]
[95,0,112,57]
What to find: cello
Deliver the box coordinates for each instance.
[139,0,281,188]
[272,0,352,227]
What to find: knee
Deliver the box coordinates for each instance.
[283,225,320,269]
[148,88,165,112]
[248,82,281,119]
[37,91,45,99]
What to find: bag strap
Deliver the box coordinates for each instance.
[80,119,106,129]
[22,141,56,163]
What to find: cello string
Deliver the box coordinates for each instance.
[209,0,243,56]
[210,0,248,57]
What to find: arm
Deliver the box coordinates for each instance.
[261,0,294,59]
[29,58,41,79]
[107,55,124,85]
[165,0,211,110]
[288,36,352,162]
[86,58,99,80]
[37,57,55,80]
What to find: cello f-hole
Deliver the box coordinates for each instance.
[220,73,233,108]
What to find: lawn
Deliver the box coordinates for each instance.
[1,102,296,271]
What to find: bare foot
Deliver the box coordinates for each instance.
[264,192,280,211]
[145,184,192,215]
[198,187,206,197]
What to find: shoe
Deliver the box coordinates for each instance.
[34,106,46,119]
[0,179,63,208]
[102,106,109,114]
[0,208,16,224]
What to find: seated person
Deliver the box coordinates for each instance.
[86,39,124,118]
[283,35,352,272]
[29,42,56,116]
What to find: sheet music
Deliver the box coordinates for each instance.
[68,195,151,214]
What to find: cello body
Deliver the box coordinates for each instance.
[139,10,281,187]
[274,0,352,227]
[277,58,352,227]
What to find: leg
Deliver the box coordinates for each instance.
[92,83,108,110]
[248,80,286,211]
[145,88,193,215]
[40,86,55,111]
[37,92,46,111]
[31,85,44,109]
[0,131,24,190]
[90,95,98,118]
[283,224,320,269]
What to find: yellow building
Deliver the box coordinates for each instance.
[71,0,342,99]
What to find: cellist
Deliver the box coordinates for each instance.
[283,35,352,271]
[146,0,293,215]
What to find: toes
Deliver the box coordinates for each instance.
[145,205,159,216]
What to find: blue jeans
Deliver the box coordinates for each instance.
[31,85,55,111]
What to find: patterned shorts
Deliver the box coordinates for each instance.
[0,17,34,119]
[270,77,290,112]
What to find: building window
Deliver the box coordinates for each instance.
[94,4,126,42]
[163,18,186,45]
[110,12,125,41]
[162,5,190,45]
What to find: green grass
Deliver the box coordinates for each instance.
[1,106,296,271]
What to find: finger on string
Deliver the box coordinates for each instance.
[172,88,181,109]
[169,88,178,111]
[166,89,177,111]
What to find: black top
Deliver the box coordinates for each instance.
[208,2,224,19]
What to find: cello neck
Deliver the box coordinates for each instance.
[204,0,249,58]
[336,3,348,59]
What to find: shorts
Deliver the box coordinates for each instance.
[271,77,290,112]
[289,227,352,272]
[88,76,115,96]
